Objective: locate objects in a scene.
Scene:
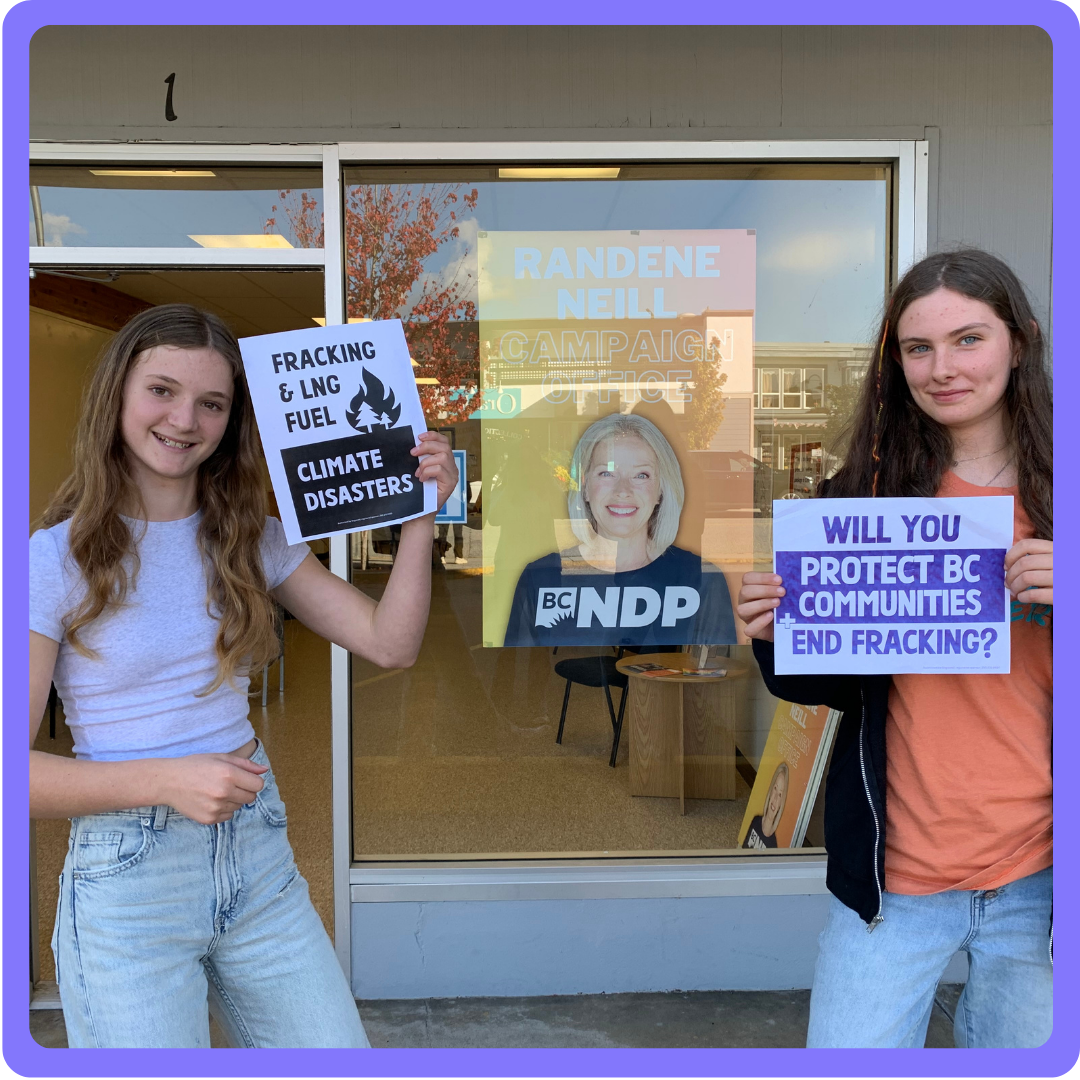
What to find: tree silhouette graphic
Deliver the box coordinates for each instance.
[346,369,402,432]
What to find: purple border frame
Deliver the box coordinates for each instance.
[5,1,1076,1075]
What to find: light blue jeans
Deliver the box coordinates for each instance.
[51,742,370,1048]
[808,866,1053,1048]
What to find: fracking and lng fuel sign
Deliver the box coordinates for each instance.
[239,320,435,543]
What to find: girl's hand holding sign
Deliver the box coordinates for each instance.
[411,429,459,510]
[736,571,785,642]
[1005,537,1053,606]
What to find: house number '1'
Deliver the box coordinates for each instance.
[164,73,177,122]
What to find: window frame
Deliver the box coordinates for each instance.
[757,366,828,411]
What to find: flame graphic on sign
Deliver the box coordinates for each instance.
[346,368,402,432]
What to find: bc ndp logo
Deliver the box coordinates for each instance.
[536,586,700,630]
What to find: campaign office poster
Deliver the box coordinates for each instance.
[772,496,1013,675]
[478,229,755,648]
[239,321,435,544]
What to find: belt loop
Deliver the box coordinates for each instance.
[153,804,168,831]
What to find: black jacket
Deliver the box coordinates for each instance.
[754,637,1054,959]
[752,637,892,927]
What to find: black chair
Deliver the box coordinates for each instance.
[553,651,628,768]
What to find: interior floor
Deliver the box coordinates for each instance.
[352,562,754,860]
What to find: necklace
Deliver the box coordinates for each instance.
[980,457,1014,488]
[952,444,1009,466]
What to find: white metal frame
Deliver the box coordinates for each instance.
[351,855,830,903]
[30,137,930,989]
[337,138,928,991]
[320,144,355,975]
[30,247,323,269]
[31,143,323,163]
[29,145,327,270]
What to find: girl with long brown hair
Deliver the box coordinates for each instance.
[29,304,457,1048]
[738,250,1053,1048]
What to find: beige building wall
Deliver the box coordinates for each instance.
[29,308,109,527]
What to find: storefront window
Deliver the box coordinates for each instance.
[28,166,323,248]
[342,163,887,860]
[782,370,803,409]
[758,370,780,410]
[760,367,829,411]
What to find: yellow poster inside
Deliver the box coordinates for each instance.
[478,230,756,648]
[738,700,837,850]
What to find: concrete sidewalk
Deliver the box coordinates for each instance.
[30,986,961,1048]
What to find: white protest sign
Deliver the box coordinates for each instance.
[239,320,436,544]
[772,496,1013,675]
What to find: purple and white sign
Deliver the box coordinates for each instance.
[772,496,1013,675]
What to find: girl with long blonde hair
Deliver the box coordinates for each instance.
[30,304,457,1048]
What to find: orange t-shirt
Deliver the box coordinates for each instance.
[884,472,1053,895]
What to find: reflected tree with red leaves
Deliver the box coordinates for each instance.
[265,190,323,248]
[266,184,480,423]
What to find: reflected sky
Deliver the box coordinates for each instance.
[349,178,887,345]
[29,186,324,249]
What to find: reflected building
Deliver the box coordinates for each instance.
[752,342,871,499]
[474,318,873,516]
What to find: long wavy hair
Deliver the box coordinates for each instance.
[826,249,1052,540]
[568,412,684,559]
[44,304,279,692]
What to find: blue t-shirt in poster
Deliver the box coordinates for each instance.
[503,544,736,647]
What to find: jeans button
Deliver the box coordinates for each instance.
[984,889,998,899]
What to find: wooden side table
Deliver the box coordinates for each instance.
[616,653,750,814]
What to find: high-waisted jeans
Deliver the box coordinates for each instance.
[807,866,1053,1048]
[51,741,370,1048]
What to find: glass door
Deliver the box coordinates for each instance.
[28,152,338,997]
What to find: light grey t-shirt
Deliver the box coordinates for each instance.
[30,513,309,762]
